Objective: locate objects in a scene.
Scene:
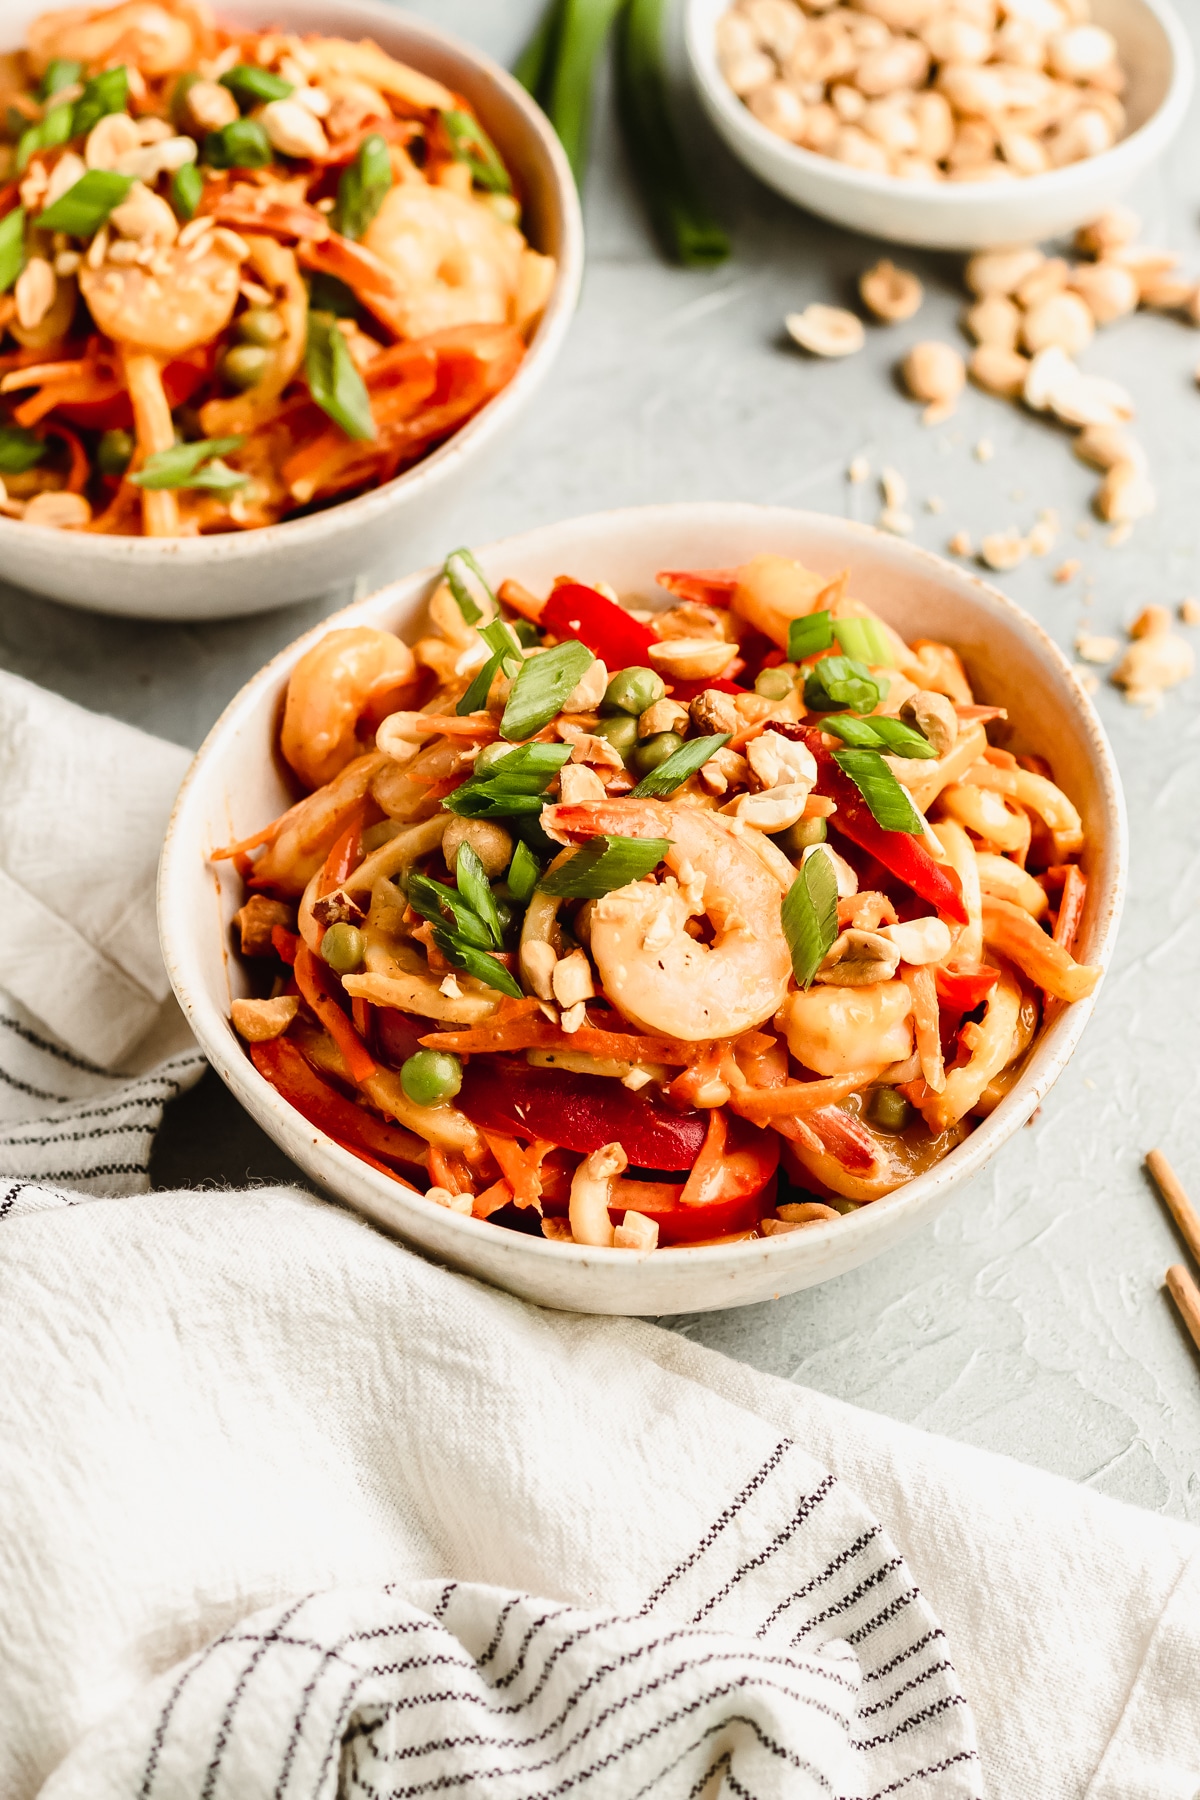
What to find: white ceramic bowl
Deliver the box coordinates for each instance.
[160,503,1126,1315]
[685,0,1192,250]
[0,0,582,620]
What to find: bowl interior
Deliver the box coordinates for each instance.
[0,0,582,600]
[161,505,1126,1314]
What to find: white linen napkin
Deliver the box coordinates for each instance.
[0,671,204,1195]
[0,674,1197,1800]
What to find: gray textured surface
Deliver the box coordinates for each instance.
[3,0,1199,1517]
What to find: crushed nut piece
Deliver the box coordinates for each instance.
[1075,208,1140,257]
[1180,597,1200,625]
[1074,631,1119,663]
[980,529,1029,571]
[974,437,994,462]
[859,259,923,322]
[968,345,1029,399]
[948,529,973,556]
[880,465,907,509]
[1054,559,1081,584]
[1095,460,1155,524]
[847,452,871,483]
[785,303,865,357]
[901,340,966,411]
[879,506,914,535]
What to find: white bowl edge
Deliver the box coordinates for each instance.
[159,502,1128,1315]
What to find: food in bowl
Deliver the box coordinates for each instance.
[215,546,1102,1253]
[716,0,1129,182]
[0,1,554,535]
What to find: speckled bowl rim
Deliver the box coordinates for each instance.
[160,503,1127,1309]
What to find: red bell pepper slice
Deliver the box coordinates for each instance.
[609,1179,772,1245]
[934,964,1000,1012]
[250,1036,420,1180]
[662,675,746,705]
[375,1006,427,1068]
[680,1108,779,1207]
[293,942,378,1086]
[54,344,213,430]
[541,581,658,672]
[457,1057,706,1170]
[792,726,968,925]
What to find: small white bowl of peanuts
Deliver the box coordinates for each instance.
[685,0,1192,250]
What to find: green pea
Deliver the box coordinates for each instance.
[602,666,665,716]
[320,922,364,974]
[401,1049,463,1108]
[776,815,827,854]
[220,343,271,390]
[235,306,285,348]
[868,1087,913,1133]
[96,428,134,477]
[755,666,795,700]
[591,713,639,761]
[633,731,685,775]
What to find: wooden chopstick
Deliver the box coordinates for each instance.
[1166,1265,1200,1359]
[1147,1150,1200,1359]
[1146,1149,1200,1267]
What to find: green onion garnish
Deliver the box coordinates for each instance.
[507,839,541,904]
[833,615,893,666]
[431,928,523,997]
[630,731,730,798]
[171,162,203,221]
[441,109,512,194]
[539,834,671,898]
[0,425,46,473]
[454,841,505,948]
[37,170,135,237]
[442,546,495,625]
[820,714,936,759]
[203,117,273,170]
[614,0,730,266]
[16,102,72,174]
[781,848,838,989]
[70,65,128,141]
[787,610,834,661]
[333,132,392,240]
[803,654,887,716]
[834,748,924,835]
[406,872,494,949]
[500,639,595,741]
[516,0,625,182]
[131,436,246,491]
[0,207,25,295]
[219,64,294,107]
[305,311,375,442]
[39,59,83,101]
[456,619,523,716]
[444,741,571,818]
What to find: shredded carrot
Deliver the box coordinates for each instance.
[728,1070,881,1121]
[679,1109,727,1206]
[1044,865,1088,1026]
[497,578,546,624]
[981,893,1100,1004]
[319,806,365,896]
[428,1145,473,1194]
[902,965,944,1094]
[294,943,377,1086]
[473,1179,513,1219]
[419,1013,692,1064]
[481,1131,550,1209]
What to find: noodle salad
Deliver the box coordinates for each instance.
[218,549,1102,1251]
[0,2,554,536]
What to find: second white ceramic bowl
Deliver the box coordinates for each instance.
[685,0,1193,250]
[0,0,582,620]
[160,503,1126,1316]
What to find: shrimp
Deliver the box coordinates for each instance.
[306,35,456,113]
[27,1,209,76]
[281,627,417,791]
[215,750,387,896]
[80,236,243,361]
[362,181,525,340]
[777,981,914,1078]
[542,799,793,1042]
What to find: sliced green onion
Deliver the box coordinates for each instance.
[833,615,893,666]
[514,0,564,96]
[787,610,834,661]
[0,425,46,473]
[456,618,522,716]
[37,170,135,237]
[182,457,248,494]
[40,59,83,101]
[445,788,550,819]
[219,64,294,107]
[517,0,625,182]
[539,834,671,898]
[615,0,730,266]
[454,841,505,948]
[833,748,924,835]
[130,435,245,490]
[781,849,838,990]
[431,927,523,997]
[407,873,494,949]
[444,741,571,817]
[442,546,497,626]
[500,639,595,741]
[860,716,937,759]
[305,310,375,441]
[0,207,25,294]
[16,101,72,174]
[803,654,887,716]
[203,117,273,170]
[630,731,730,798]
[71,65,128,140]
[441,108,512,194]
[171,161,203,221]
[333,132,392,240]
[507,839,541,904]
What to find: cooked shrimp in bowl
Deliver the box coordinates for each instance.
[0,1,555,535]
[217,546,1103,1252]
